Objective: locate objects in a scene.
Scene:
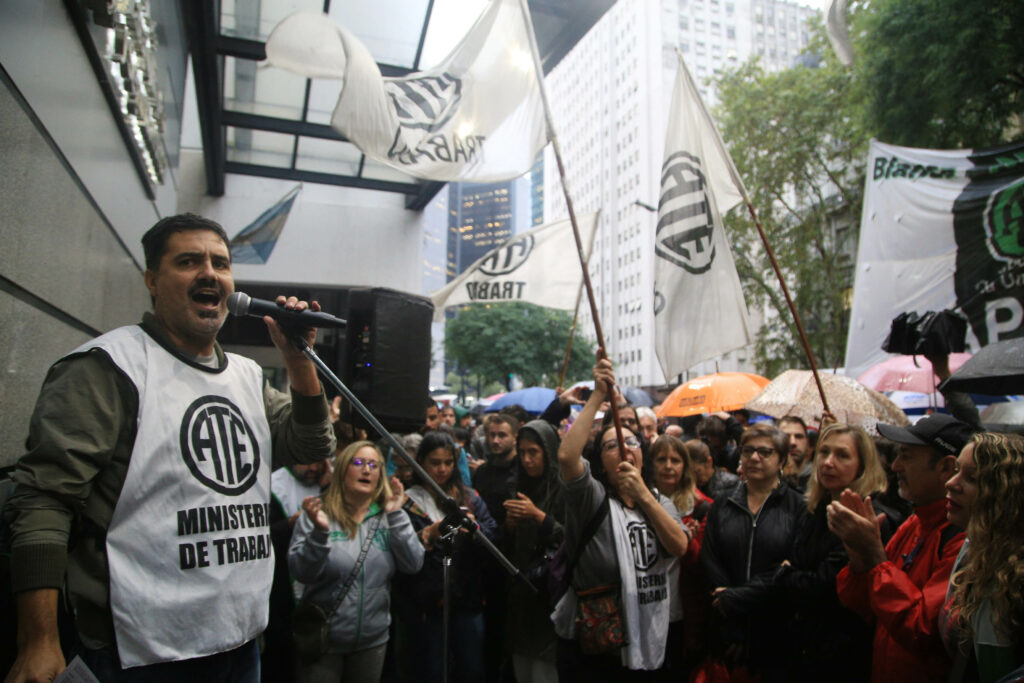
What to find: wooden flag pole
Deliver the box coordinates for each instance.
[743,200,832,416]
[519,0,628,457]
[669,47,831,417]
[556,303,581,393]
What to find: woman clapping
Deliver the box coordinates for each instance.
[289,441,424,683]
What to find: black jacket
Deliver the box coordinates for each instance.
[772,501,898,682]
[699,481,804,677]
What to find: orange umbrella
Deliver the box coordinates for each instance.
[656,372,771,418]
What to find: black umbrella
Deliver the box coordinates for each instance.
[938,338,1024,395]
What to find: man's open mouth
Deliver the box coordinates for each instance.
[191,289,222,307]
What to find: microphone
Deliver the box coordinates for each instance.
[226,292,347,329]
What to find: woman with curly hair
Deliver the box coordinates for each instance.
[942,432,1024,683]
[552,357,689,681]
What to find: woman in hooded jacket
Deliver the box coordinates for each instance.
[502,419,567,683]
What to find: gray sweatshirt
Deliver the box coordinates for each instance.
[288,504,424,653]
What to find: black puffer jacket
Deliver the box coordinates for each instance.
[724,498,900,682]
[699,481,804,678]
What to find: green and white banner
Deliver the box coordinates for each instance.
[845,139,1024,378]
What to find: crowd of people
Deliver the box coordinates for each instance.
[2,213,1023,683]
[259,357,1024,683]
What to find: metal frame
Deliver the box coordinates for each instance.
[183,0,615,209]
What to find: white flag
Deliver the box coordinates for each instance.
[430,213,599,322]
[264,0,547,182]
[826,0,855,66]
[654,53,752,380]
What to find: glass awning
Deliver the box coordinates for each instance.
[185,0,614,209]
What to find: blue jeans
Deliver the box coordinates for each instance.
[80,639,260,683]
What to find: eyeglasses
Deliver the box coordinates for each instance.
[740,445,777,459]
[602,436,641,452]
[349,457,380,470]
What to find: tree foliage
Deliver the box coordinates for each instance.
[854,0,1024,149]
[713,1,1022,376]
[444,303,595,389]
[715,35,866,377]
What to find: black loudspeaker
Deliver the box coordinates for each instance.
[342,288,433,434]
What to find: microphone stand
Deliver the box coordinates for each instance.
[284,331,536,682]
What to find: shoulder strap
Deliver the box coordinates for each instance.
[567,492,609,580]
[324,511,384,618]
[938,522,962,557]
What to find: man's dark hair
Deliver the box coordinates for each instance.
[453,427,471,446]
[778,415,808,435]
[484,413,520,434]
[498,404,529,426]
[141,213,231,271]
[601,403,637,430]
[697,415,727,440]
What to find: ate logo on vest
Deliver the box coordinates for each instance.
[656,150,716,275]
[179,395,261,495]
[627,520,659,571]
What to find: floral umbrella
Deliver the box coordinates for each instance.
[745,370,909,435]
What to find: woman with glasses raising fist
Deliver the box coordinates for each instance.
[288,440,424,682]
[697,423,804,682]
[551,356,689,681]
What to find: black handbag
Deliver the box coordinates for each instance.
[292,512,383,663]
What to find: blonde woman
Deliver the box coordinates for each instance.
[943,432,1024,683]
[289,441,424,683]
[727,423,897,682]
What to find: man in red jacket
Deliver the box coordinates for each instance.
[827,413,975,683]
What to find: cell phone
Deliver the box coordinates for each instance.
[579,387,592,400]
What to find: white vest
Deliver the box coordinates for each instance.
[270,467,320,518]
[76,325,273,667]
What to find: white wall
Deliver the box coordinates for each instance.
[177,151,424,291]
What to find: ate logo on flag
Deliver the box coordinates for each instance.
[385,73,487,167]
[478,235,535,276]
[386,73,462,133]
[657,151,716,275]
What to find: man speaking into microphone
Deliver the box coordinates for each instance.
[4,213,335,681]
